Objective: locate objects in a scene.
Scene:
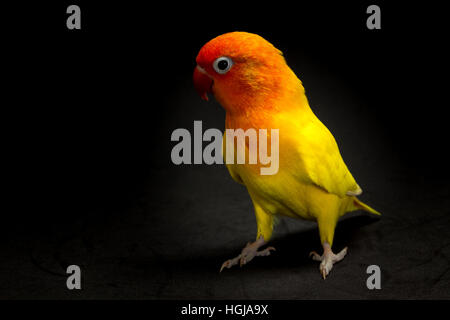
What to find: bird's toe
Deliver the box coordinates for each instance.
[333,247,348,262]
[309,251,323,262]
[220,255,241,272]
[256,246,276,257]
[320,260,333,279]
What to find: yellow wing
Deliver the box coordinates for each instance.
[289,115,361,198]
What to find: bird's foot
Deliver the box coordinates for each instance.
[220,236,275,272]
[309,242,347,279]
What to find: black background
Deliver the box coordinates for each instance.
[1,1,449,300]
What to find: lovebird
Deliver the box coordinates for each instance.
[193,32,380,279]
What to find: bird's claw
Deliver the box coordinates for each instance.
[220,245,275,272]
[309,246,348,279]
[220,255,241,272]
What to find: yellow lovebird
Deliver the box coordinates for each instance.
[193,32,380,279]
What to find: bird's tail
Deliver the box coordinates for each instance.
[344,197,381,216]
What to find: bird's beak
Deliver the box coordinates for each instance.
[193,65,213,101]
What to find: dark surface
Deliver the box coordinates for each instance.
[1,1,449,299]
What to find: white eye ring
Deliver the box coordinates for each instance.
[212,56,233,74]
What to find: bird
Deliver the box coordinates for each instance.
[193,32,380,279]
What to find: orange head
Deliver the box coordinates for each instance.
[193,32,302,114]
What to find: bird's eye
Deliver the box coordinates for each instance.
[213,56,233,74]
